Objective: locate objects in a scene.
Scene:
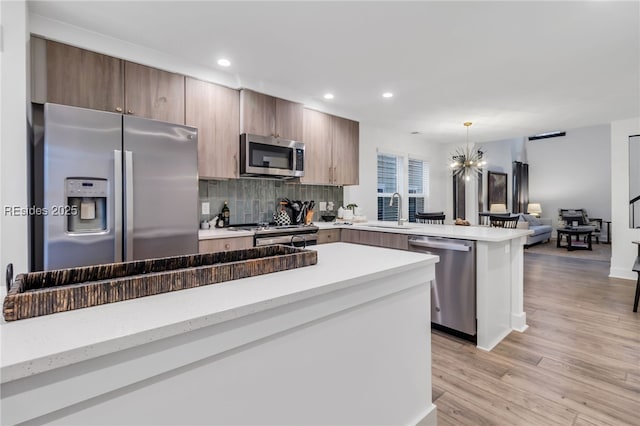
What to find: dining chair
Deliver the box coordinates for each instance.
[415,212,446,224]
[489,214,519,229]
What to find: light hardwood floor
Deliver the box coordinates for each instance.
[426,252,640,426]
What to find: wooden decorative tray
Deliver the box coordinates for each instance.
[3,245,317,321]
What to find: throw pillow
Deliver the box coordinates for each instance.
[523,214,543,226]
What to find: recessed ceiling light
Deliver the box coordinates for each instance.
[382,92,393,98]
[323,93,334,100]
[217,58,231,67]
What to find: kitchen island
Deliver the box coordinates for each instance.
[201,220,533,352]
[332,221,533,351]
[1,243,438,426]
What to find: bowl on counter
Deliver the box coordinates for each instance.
[321,214,336,222]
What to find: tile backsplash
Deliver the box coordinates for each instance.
[199,179,343,225]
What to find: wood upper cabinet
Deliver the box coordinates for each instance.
[274,97,303,141]
[240,89,303,141]
[35,39,185,124]
[332,115,359,186]
[240,90,275,137]
[186,77,240,179]
[124,62,185,124]
[301,108,333,184]
[301,108,359,186]
[45,39,124,113]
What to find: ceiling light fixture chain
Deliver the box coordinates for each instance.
[450,121,486,181]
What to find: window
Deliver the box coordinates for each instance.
[408,158,429,222]
[377,154,402,221]
[377,153,429,222]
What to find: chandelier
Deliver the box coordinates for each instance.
[450,122,485,181]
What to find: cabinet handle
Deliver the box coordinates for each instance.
[333,166,337,184]
[115,107,123,113]
[224,243,230,250]
[329,166,333,184]
[127,109,134,115]
[233,154,238,175]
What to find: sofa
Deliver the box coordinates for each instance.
[516,214,553,246]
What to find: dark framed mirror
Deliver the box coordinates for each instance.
[630,135,640,228]
[488,171,508,210]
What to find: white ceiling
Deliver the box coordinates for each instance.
[28,1,640,145]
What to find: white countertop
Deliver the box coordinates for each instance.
[0,243,438,383]
[198,227,254,240]
[349,220,533,242]
[201,220,532,242]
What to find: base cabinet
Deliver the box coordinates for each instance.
[341,229,408,250]
[318,229,342,244]
[199,237,253,253]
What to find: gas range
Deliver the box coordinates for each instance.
[228,223,319,247]
[230,222,319,235]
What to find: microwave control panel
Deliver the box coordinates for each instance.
[295,148,304,171]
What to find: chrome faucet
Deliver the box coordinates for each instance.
[389,192,406,226]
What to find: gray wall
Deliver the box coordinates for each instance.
[199,179,343,225]
[527,124,611,229]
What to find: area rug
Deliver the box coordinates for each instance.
[524,239,611,262]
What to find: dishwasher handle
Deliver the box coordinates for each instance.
[409,238,471,252]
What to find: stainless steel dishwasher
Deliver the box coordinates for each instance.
[408,235,476,339]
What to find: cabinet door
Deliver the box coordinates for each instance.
[301,108,333,184]
[333,116,359,186]
[240,90,276,136]
[379,233,409,250]
[124,62,185,124]
[317,229,341,244]
[46,40,123,112]
[275,98,303,141]
[199,236,253,253]
[186,78,240,179]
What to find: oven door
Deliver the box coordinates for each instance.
[255,233,318,248]
[240,133,304,178]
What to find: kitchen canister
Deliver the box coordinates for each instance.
[274,202,292,226]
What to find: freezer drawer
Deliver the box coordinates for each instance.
[408,236,476,336]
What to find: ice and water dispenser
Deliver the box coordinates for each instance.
[65,178,108,233]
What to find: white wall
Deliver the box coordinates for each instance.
[527,124,611,229]
[610,117,640,280]
[0,0,29,287]
[343,124,447,222]
[475,137,526,216]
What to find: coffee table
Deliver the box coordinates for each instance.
[556,226,595,251]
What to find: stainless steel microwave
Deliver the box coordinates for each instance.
[240,133,305,178]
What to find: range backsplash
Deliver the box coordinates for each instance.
[199,179,344,225]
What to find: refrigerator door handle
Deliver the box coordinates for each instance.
[114,150,123,261]
[125,150,134,261]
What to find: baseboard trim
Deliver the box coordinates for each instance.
[609,267,636,281]
[511,312,528,332]
[408,403,437,426]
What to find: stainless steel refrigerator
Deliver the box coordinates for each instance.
[32,103,198,271]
